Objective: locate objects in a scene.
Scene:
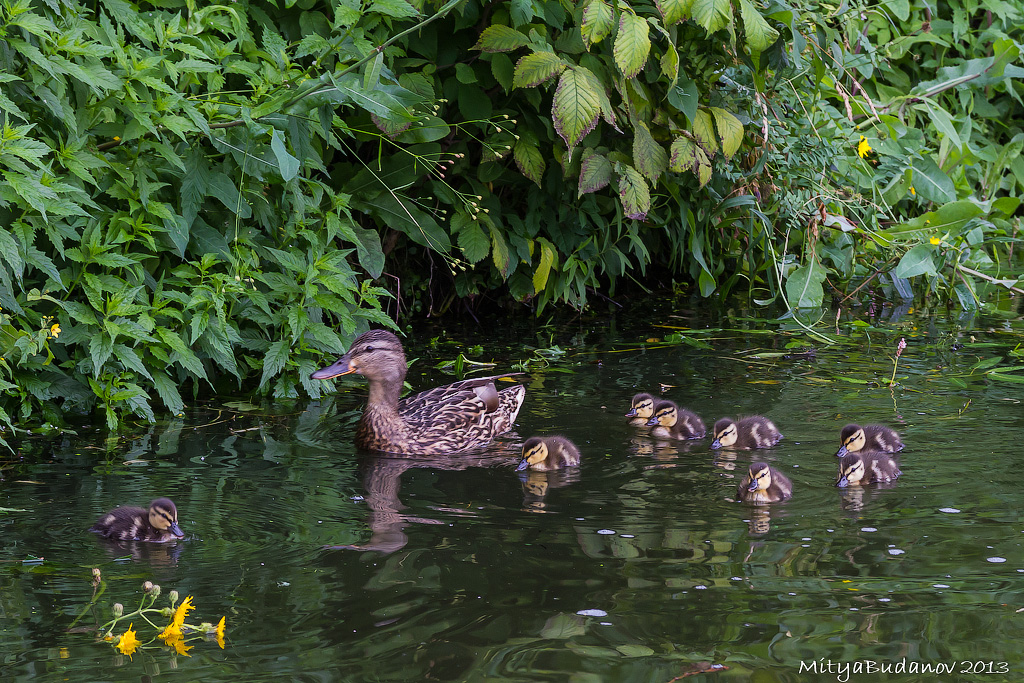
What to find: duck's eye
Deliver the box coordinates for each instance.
[365,345,374,352]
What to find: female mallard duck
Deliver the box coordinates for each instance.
[645,400,706,440]
[711,416,782,449]
[625,393,656,427]
[835,423,904,458]
[89,498,185,543]
[836,451,902,487]
[737,462,792,503]
[516,436,581,471]
[311,329,525,455]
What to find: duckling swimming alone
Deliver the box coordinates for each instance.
[737,462,792,503]
[89,498,185,543]
[835,424,904,458]
[645,400,706,440]
[836,451,902,487]
[311,329,525,455]
[516,436,581,472]
[625,393,656,427]
[711,416,782,449]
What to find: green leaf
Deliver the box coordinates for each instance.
[692,108,719,156]
[580,0,614,47]
[920,101,961,150]
[89,334,114,378]
[692,0,731,33]
[157,328,209,381]
[613,13,651,79]
[669,136,697,173]
[552,67,602,148]
[533,237,557,293]
[578,148,613,196]
[617,164,650,220]
[633,121,668,183]
[539,613,586,639]
[911,157,956,203]
[514,137,546,186]
[660,43,679,85]
[887,200,983,237]
[785,258,827,308]
[893,244,938,278]
[474,24,531,52]
[457,221,490,263]
[739,0,779,53]
[369,0,419,19]
[657,0,695,24]
[260,339,291,388]
[490,224,512,278]
[512,52,565,88]
[152,371,185,414]
[710,107,743,159]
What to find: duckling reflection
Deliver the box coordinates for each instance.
[711,416,782,449]
[519,467,581,512]
[625,392,656,427]
[835,423,904,458]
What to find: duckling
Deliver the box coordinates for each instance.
[625,393,656,427]
[836,451,902,487]
[737,462,792,503]
[89,498,185,543]
[310,329,525,455]
[644,400,706,440]
[835,423,904,458]
[710,416,782,449]
[515,436,581,472]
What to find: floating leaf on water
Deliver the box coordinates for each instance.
[615,644,655,657]
[223,401,259,411]
[835,377,870,384]
[539,613,586,639]
[566,644,622,659]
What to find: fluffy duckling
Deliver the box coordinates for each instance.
[835,423,904,458]
[644,400,706,440]
[737,462,792,503]
[836,451,902,487]
[89,498,185,543]
[711,416,782,449]
[625,393,656,427]
[516,436,581,472]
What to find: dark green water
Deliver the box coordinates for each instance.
[3,304,1024,682]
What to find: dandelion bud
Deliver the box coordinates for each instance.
[92,568,101,580]
[503,114,509,119]
[169,590,179,605]
[142,581,154,593]
[150,584,162,599]
[112,603,124,617]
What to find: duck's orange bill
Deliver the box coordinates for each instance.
[310,358,355,380]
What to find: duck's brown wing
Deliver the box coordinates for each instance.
[397,374,523,426]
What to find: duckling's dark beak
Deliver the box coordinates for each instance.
[515,459,529,472]
[645,416,658,426]
[710,439,722,449]
[311,355,355,379]
[836,474,849,488]
[169,521,185,538]
[747,479,759,492]
[835,445,848,458]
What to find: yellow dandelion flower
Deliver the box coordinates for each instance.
[167,632,193,657]
[115,623,141,660]
[49,322,61,338]
[910,186,916,195]
[930,237,941,246]
[158,595,194,642]
[215,616,226,649]
[857,136,872,158]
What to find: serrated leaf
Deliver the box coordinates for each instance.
[89,334,114,377]
[578,148,613,196]
[657,0,695,24]
[710,107,743,159]
[260,339,291,388]
[490,224,512,278]
[369,0,418,19]
[157,328,209,381]
[581,0,614,47]
[473,24,531,52]
[669,136,697,172]
[633,122,668,183]
[692,0,731,33]
[552,68,602,148]
[660,43,679,85]
[457,221,490,263]
[739,0,780,53]
[533,237,557,293]
[512,52,566,88]
[613,13,651,79]
[152,371,185,414]
[694,146,712,187]
[575,66,619,130]
[692,108,718,156]
[514,138,546,186]
[618,164,650,220]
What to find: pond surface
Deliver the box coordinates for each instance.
[3,301,1024,682]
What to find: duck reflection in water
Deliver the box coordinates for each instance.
[519,468,582,512]
[325,449,516,554]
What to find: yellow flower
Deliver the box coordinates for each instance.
[158,595,194,642]
[215,616,226,649]
[168,633,193,657]
[930,237,941,246]
[910,186,916,195]
[115,623,141,660]
[857,136,872,158]
[49,322,61,338]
